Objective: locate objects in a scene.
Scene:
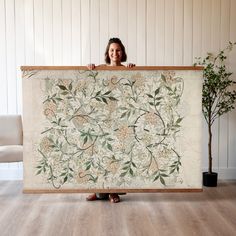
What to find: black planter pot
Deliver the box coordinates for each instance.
[203,172,218,187]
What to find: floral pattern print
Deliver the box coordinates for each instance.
[30,69,186,189]
[22,68,204,191]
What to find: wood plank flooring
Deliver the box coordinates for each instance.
[0,180,236,236]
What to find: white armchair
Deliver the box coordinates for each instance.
[0,115,23,163]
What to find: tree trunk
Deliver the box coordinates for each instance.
[208,121,212,173]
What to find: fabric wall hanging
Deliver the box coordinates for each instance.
[21,66,203,193]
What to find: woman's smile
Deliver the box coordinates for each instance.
[108,43,123,65]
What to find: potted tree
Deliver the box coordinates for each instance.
[195,42,236,187]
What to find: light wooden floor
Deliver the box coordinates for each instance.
[0,181,236,236]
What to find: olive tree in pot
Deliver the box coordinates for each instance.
[195,42,236,187]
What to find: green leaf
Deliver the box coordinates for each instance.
[170,165,176,168]
[102,97,108,104]
[58,85,67,90]
[161,74,166,82]
[69,82,73,91]
[95,91,101,96]
[104,90,112,95]
[109,97,118,101]
[155,88,160,95]
[146,94,154,98]
[160,176,166,185]
[63,176,68,183]
[85,164,91,170]
[165,86,172,91]
[153,175,160,182]
[176,117,183,124]
[129,168,134,176]
[120,172,127,177]
[127,111,131,118]
[83,136,88,145]
[36,170,42,175]
[122,166,129,170]
[132,162,137,168]
[121,112,127,118]
[107,143,113,151]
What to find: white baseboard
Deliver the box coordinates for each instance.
[0,163,23,180]
[202,167,236,180]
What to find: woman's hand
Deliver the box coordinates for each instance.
[126,63,136,68]
[87,64,96,70]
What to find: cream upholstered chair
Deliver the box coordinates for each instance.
[0,115,23,163]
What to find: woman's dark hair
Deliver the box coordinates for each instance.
[104,38,127,64]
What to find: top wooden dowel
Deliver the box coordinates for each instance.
[21,65,204,71]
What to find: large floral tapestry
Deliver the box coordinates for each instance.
[22,67,203,191]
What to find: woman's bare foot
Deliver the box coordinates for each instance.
[86,193,98,201]
[109,193,120,203]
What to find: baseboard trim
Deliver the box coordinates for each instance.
[202,167,236,180]
[0,167,23,180]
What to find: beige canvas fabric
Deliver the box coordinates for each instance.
[22,67,203,191]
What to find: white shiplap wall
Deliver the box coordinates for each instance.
[0,0,236,179]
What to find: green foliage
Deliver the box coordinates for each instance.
[37,70,185,187]
[195,42,236,126]
[93,90,118,104]
[194,42,236,173]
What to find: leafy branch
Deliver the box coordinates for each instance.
[120,146,137,177]
[153,169,169,185]
[123,79,139,102]
[57,82,78,101]
[169,149,181,174]
[92,90,118,104]
[194,41,236,173]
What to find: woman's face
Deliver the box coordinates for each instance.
[108,43,123,64]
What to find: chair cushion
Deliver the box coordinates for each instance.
[0,145,23,162]
[0,115,23,145]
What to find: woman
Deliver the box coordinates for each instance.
[86,38,135,203]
